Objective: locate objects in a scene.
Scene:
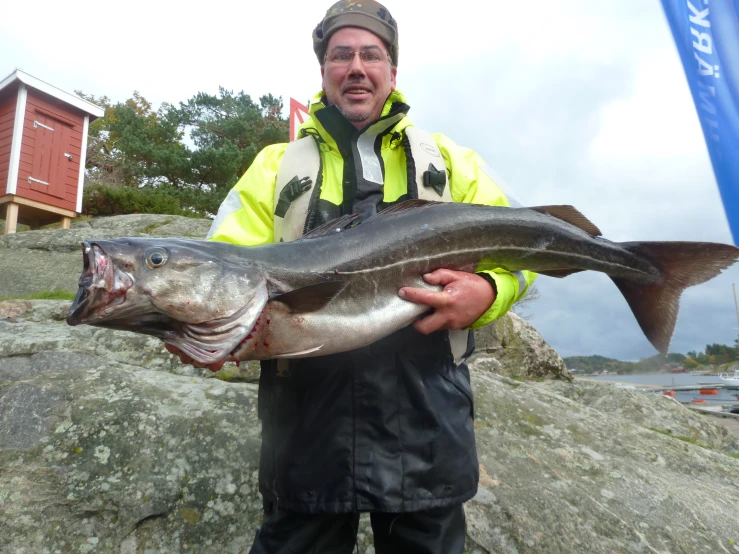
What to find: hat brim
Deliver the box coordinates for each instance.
[315,12,398,65]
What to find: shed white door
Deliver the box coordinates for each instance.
[29,114,73,199]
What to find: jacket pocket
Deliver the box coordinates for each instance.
[439,366,474,419]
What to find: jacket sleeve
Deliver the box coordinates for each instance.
[206,144,287,246]
[433,133,537,329]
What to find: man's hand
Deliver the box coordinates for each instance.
[398,269,496,334]
[164,343,227,372]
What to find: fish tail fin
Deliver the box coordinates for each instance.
[612,241,739,355]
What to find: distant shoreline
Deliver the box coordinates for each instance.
[575,376,662,388]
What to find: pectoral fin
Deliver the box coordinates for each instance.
[277,345,324,357]
[271,281,347,313]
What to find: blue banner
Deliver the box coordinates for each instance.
[661,0,739,244]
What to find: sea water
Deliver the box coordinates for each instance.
[587,373,739,404]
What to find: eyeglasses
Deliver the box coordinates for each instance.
[325,47,390,65]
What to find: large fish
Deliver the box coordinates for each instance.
[66,201,739,364]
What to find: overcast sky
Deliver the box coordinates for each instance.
[2,0,737,361]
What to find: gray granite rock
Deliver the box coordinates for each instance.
[1,301,738,553]
[83,213,213,238]
[2,217,738,553]
[541,380,739,454]
[0,214,212,299]
[473,311,572,382]
[464,369,739,553]
[0,249,82,297]
[0,353,262,553]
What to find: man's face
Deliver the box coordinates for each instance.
[321,27,397,129]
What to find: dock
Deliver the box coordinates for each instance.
[575,377,739,394]
[576,377,661,389]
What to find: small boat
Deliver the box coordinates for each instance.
[721,405,739,415]
[717,370,739,385]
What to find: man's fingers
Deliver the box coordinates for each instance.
[399,287,450,309]
[205,359,227,372]
[164,343,180,355]
[413,311,448,335]
[402,270,496,333]
[423,268,470,286]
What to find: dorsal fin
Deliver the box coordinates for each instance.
[298,214,361,240]
[530,205,602,237]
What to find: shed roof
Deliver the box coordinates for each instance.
[0,69,104,119]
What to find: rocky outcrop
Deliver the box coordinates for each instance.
[473,311,572,381]
[542,380,739,454]
[466,368,739,553]
[2,217,738,553]
[0,215,212,298]
[0,349,263,554]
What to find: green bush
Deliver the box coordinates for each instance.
[166,186,228,217]
[82,185,215,217]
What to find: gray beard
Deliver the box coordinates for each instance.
[338,106,371,122]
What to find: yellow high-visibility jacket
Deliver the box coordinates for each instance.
[208,89,536,328]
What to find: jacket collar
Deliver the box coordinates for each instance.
[298,89,413,152]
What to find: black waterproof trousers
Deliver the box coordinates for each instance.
[248,499,466,554]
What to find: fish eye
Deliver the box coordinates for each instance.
[144,247,169,269]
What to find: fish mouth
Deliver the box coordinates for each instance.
[67,242,134,325]
[66,241,269,366]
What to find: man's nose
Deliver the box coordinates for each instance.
[347,53,367,75]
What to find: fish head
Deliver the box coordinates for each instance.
[67,238,268,365]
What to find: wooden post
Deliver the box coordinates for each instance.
[61,216,72,230]
[3,202,19,234]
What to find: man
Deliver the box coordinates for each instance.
[177,1,535,552]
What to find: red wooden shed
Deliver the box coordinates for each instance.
[0,69,104,234]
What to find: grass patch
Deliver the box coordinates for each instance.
[0,291,76,302]
[647,427,727,454]
[137,218,175,234]
[673,435,707,447]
